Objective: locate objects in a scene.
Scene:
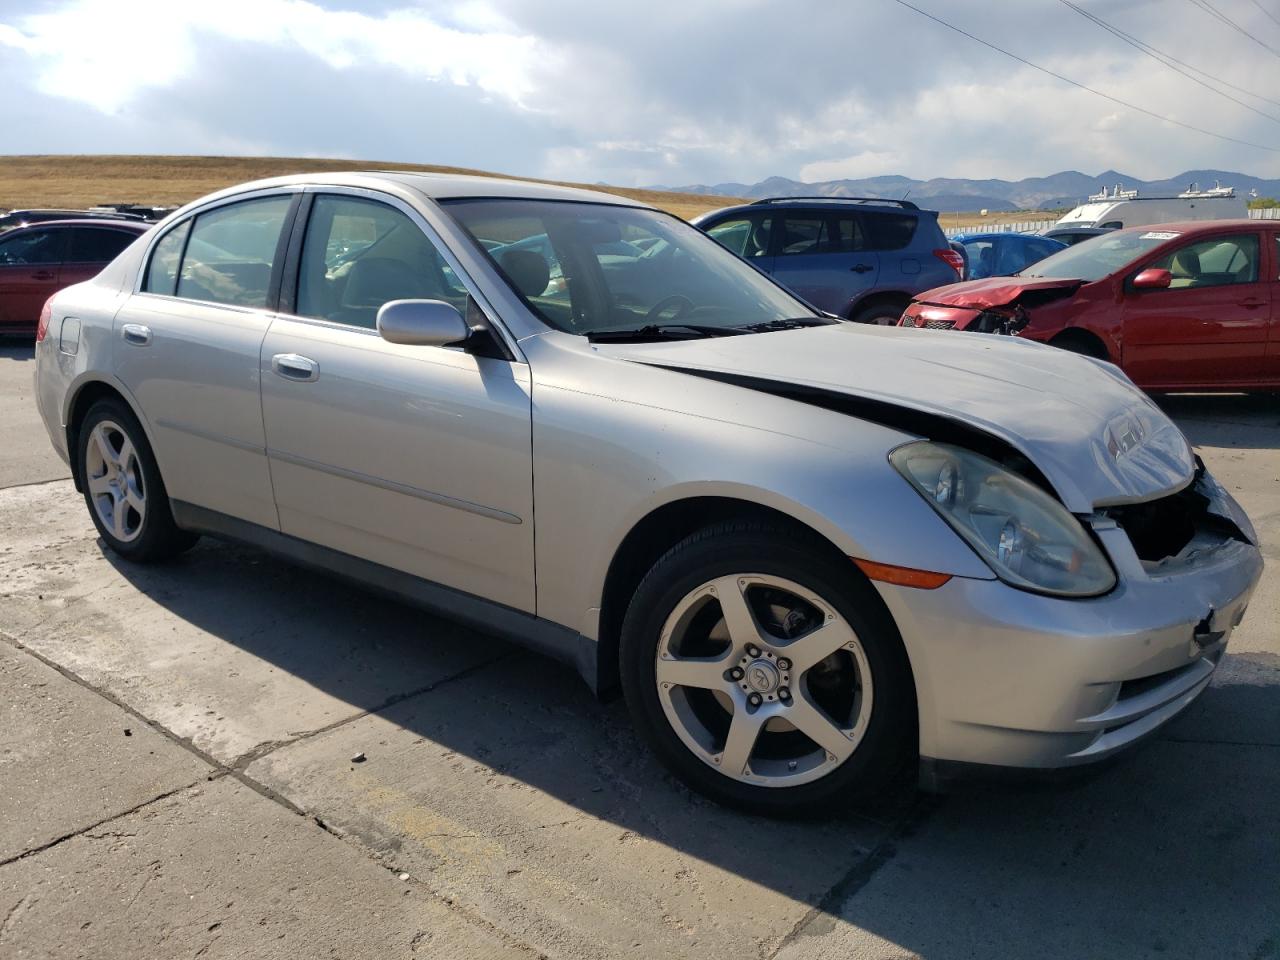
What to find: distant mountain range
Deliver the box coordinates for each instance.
[650,169,1280,213]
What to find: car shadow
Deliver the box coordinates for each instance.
[0,338,35,362]
[1154,392,1280,450]
[93,522,1280,958]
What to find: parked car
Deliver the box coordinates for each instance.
[35,175,1261,814]
[0,220,149,333]
[0,208,149,233]
[951,232,1065,279]
[1039,225,1114,246]
[692,197,963,324]
[899,220,1279,391]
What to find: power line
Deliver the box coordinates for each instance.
[1074,16,1280,109]
[1249,0,1280,29]
[889,0,1280,153]
[1188,0,1280,58]
[1058,0,1280,124]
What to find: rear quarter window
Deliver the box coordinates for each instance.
[66,228,137,263]
[864,213,919,251]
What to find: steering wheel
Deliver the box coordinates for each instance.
[644,294,695,324]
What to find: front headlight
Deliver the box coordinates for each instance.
[891,441,1116,597]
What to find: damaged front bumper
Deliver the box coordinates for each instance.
[874,469,1263,784]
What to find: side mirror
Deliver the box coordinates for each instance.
[1131,268,1172,290]
[376,299,469,347]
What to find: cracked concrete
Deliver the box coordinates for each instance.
[0,341,1277,960]
[0,779,532,960]
[0,640,209,863]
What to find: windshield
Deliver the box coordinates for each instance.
[1018,229,1177,282]
[441,199,818,336]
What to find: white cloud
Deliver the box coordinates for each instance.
[800,152,906,183]
[2,0,1279,187]
[0,0,547,114]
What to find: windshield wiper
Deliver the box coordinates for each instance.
[584,323,746,342]
[737,317,836,332]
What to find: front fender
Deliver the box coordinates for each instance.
[525,341,995,640]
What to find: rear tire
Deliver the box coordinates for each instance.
[76,399,198,563]
[619,520,916,817]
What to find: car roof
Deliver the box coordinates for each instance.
[3,219,150,231]
[693,198,924,221]
[1115,218,1262,234]
[181,171,651,211]
[951,232,1050,241]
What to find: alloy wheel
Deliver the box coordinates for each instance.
[655,573,873,787]
[84,420,146,543]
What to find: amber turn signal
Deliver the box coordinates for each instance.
[852,558,952,590]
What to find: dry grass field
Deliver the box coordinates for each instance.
[0,155,1058,225]
[0,155,744,221]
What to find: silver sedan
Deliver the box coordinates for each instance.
[33,173,1263,814]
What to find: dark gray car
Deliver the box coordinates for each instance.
[692,197,963,324]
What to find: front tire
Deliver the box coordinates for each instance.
[850,302,908,326]
[619,520,915,816]
[77,399,198,563]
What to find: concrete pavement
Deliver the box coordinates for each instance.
[1,339,1277,959]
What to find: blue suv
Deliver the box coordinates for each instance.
[692,197,962,324]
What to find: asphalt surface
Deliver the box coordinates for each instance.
[1,337,1276,959]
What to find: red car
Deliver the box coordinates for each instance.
[0,219,149,334]
[899,219,1279,390]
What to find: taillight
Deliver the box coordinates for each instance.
[933,248,965,279]
[35,297,54,343]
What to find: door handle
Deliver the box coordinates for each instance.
[850,264,874,274]
[1237,297,1266,309]
[30,270,56,281]
[271,353,319,382]
[121,323,152,346]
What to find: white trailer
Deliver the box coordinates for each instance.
[1054,183,1249,230]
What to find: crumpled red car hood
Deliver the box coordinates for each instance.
[915,275,1084,308]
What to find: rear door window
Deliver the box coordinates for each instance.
[143,221,192,296]
[829,216,866,252]
[175,196,292,308]
[0,229,64,265]
[66,228,136,263]
[778,215,835,256]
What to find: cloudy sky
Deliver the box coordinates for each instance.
[1,0,1278,187]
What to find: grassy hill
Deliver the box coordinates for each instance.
[0,155,746,222]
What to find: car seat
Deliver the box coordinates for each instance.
[1169,248,1201,288]
[335,257,439,328]
[499,249,551,298]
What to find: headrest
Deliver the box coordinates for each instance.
[342,257,429,306]
[500,249,551,298]
[1171,249,1200,277]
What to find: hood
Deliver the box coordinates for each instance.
[601,324,1193,512]
[916,275,1084,309]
